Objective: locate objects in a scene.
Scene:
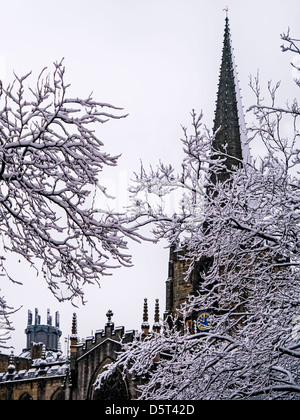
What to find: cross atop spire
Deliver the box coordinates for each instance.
[223,5,229,18]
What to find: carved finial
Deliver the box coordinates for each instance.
[38,344,47,374]
[153,299,161,333]
[71,313,77,335]
[8,351,15,374]
[41,344,46,360]
[141,298,150,337]
[154,299,159,323]
[70,313,78,362]
[106,309,114,323]
[143,298,148,323]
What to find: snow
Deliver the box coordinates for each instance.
[95,65,300,398]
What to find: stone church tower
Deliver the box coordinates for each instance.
[24,308,61,354]
[164,16,250,324]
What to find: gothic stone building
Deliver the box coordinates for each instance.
[0,15,249,400]
[0,308,67,400]
[0,309,141,400]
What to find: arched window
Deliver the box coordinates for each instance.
[51,387,65,400]
[92,369,130,400]
[19,392,33,400]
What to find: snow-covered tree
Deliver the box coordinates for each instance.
[95,31,300,400]
[0,60,144,345]
[0,294,14,348]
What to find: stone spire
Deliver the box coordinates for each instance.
[141,298,150,337]
[71,313,77,337]
[212,16,249,184]
[163,14,250,326]
[70,313,78,349]
[153,299,161,333]
[70,313,78,371]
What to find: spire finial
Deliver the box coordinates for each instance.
[141,298,150,337]
[154,299,159,323]
[41,344,46,361]
[71,313,77,335]
[8,351,15,374]
[143,298,148,323]
[70,313,78,366]
[153,299,161,334]
[106,309,114,323]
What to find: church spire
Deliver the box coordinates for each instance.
[212,16,249,183]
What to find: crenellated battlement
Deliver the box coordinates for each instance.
[70,310,136,361]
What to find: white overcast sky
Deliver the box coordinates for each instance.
[1,0,299,354]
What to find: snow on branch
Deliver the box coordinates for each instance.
[0,294,17,349]
[96,28,300,400]
[96,88,300,399]
[0,60,142,309]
